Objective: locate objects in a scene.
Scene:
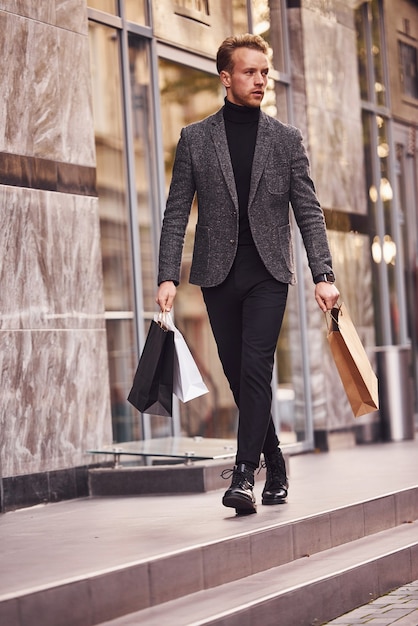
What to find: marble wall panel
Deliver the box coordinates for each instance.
[0,8,94,165]
[55,0,88,35]
[301,2,367,213]
[57,27,95,165]
[0,328,112,477]
[0,10,62,158]
[0,185,105,331]
[0,1,86,33]
[0,1,55,24]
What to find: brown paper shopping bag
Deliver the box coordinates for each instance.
[327,303,379,417]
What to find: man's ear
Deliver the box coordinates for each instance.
[220,70,231,88]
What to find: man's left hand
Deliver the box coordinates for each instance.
[315,282,340,313]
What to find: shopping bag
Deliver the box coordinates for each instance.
[327,303,379,417]
[156,312,209,403]
[127,319,174,416]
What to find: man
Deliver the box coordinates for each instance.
[156,34,339,515]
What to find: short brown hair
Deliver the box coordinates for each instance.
[216,34,269,74]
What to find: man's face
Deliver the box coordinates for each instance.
[220,47,269,108]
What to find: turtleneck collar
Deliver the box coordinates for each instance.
[223,97,260,123]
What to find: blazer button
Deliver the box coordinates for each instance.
[230,239,235,244]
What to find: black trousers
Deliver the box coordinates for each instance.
[202,245,288,469]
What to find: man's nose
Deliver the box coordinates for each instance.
[254,72,264,84]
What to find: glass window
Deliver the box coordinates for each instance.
[355,5,369,101]
[89,22,140,442]
[356,0,387,106]
[128,35,158,315]
[232,0,248,33]
[355,0,405,347]
[87,0,117,14]
[158,59,232,439]
[252,1,289,121]
[252,0,286,73]
[370,0,386,106]
[399,41,418,99]
[274,288,305,445]
[126,0,148,25]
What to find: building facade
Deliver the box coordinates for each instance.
[1,0,417,511]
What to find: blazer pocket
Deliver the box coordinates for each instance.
[265,168,290,195]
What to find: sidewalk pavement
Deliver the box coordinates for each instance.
[325,579,418,625]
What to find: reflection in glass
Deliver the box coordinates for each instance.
[355,5,369,101]
[269,79,288,122]
[232,0,248,33]
[275,289,306,445]
[128,36,169,438]
[159,60,236,440]
[126,0,147,25]
[395,143,415,350]
[252,0,286,73]
[370,0,386,106]
[128,35,158,315]
[87,0,116,14]
[399,41,418,99]
[89,22,140,442]
[376,117,398,340]
[356,0,387,106]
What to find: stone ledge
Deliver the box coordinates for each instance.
[87,457,292,496]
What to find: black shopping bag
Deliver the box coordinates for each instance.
[127,320,174,417]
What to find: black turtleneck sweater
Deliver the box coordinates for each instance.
[223,99,260,246]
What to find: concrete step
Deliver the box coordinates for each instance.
[1,485,417,626]
[97,522,418,626]
[2,442,418,626]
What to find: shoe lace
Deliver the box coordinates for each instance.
[221,466,254,487]
[220,468,234,480]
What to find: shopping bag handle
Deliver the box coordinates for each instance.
[156,310,170,330]
[325,301,342,331]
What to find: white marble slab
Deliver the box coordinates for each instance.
[0,186,105,331]
[0,8,94,164]
[0,328,112,476]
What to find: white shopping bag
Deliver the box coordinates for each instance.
[154,312,209,403]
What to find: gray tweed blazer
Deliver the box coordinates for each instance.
[158,107,333,288]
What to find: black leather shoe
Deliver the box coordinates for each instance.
[261,447,288,505]
[221,463,257,514]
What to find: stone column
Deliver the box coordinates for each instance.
[0,1,112,488]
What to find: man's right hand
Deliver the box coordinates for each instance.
[156,281,177,312]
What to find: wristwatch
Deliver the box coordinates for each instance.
[314,272,336,284]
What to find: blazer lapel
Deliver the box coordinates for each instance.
[210,112,239,210]
[248,113,273,210]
